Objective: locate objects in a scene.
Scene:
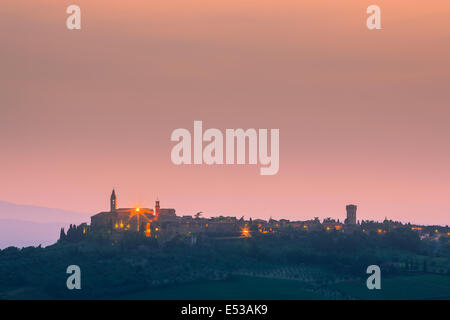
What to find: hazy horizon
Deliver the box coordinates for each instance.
[0,199,446,227]
[0,198,448,249]
[1,1,449,226]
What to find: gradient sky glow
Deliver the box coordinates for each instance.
[1,1,449,225]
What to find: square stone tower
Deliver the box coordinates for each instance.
[345,204,357,224]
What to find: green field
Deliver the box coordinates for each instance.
[1,231,449,300]
[120,274,450,300]
[120,276,325,300]
[338,274,450,300]
[1,274,449,300]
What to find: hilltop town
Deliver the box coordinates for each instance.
[2,189,449,299]
[59,189,450,245]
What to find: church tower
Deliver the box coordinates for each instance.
[155,198,160,217]
[110,189,117,212]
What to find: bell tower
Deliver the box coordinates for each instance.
[110,189,117,212]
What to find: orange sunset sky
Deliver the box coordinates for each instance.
[1,1,449,225]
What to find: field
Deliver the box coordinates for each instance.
[120,274,450,300]
[1,231,449,300]
[1,273,449,300]
[121,276,325,300]
[338,274,450,300]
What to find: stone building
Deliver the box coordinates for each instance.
[345,204,357,225]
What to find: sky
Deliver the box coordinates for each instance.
[1,1,449,225]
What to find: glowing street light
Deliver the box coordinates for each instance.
[241,227,250,237]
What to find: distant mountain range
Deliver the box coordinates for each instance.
[0,201,90,249]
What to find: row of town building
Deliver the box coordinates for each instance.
[84,190,449,242]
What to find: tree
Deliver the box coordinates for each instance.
[59,228,66,242]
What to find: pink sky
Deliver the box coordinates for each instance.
[1,1,449,225]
